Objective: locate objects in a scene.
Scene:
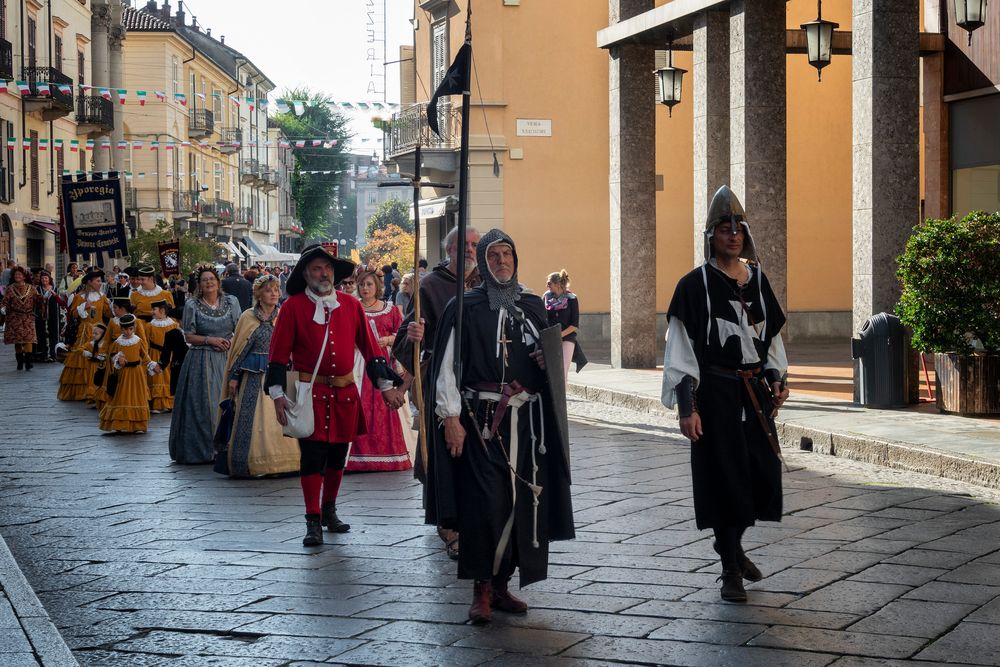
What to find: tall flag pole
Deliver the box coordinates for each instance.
[425,0,472,381]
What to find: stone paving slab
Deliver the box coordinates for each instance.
[4,353,1000,665]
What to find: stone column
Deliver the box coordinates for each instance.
[851,0,920,335]
[91,2,112,173]
[922,1,948,221]
[729,0,787,310]
[693,10,730,266]
[109,18,126,173]
[609,0,656,368]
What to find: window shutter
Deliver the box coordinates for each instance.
[30,130,39,209]
[431,21,448,92]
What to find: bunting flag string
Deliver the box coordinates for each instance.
[12,137,340,151]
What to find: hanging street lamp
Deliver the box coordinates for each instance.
[655,39,686,117]
[801,0,839,81]
[955,0,988,45]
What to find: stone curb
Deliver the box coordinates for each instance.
[567,381,1000,491]
[0,536,79,666]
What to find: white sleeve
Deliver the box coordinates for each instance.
[434,330,462,419]
[661,315,701,409]
[267,385,285,400]
[76,299,89,319]
[765,332,788,378]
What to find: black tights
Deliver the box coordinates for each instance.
[299,440,349,476]
[713,525,747,569]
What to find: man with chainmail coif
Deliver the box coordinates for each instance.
[661,185,790,603]
[425,228,575,624]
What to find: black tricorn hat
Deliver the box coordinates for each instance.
[285,244,355,296]
[112,296,134,310]
[138,265,156,276]
[150,299,169,310]
[123,266,139,278]
[82,269,105,284]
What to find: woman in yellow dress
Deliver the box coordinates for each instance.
[96,297,148,409]
[146,299,179,413]
[99,314,160,434]
[58,270,112,401]
[82,323,109,408]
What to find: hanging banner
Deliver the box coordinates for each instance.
[60,176,128,259]
[158,240,181,277]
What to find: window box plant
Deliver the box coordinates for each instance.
[896,211,1000,415]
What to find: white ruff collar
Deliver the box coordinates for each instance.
[136,285,164,297]
[305,287,339,324]
[116,334,141,346]
[85,291,103,302]
[150,317,176,328]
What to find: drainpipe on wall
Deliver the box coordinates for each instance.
[19,0,26,188]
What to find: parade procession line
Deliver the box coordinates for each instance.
[568,361,1000,492]
[6,346,1000,665]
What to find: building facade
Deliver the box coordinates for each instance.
[121,1,284,264]
[394,0,998,368]
[0,0,124,269]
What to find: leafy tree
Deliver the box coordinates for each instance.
[360,224,415,273]
[126,219,220,275]
[365,198,413,240]
[270,89,351,239]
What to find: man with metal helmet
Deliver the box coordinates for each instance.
[660,185,790,603]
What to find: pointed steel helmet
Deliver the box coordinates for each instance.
[704,184,759,263]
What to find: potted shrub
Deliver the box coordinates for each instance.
[896,211,1000,415]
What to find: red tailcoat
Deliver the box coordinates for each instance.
[268,292,384,443]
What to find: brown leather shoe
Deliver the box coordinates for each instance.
[718,569,747,602]
[468,580,493,624]
[491,578,528,613]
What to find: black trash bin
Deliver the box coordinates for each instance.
[851,312,906,408]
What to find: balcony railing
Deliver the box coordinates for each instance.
[279,214,296,231]
[240,159,261,185]
[173,190,198,214]
[200,198,234,221]
[219,127,241,154]
[236,207,255,227]
[385,100,460,158]
[189,109,214,137]
[76,95,114,133]
[0,39,12,81]
[21,66,74,117]
[259,168,279,191]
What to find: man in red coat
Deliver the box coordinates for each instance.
[266,244,405,546]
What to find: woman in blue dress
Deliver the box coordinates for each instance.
[219,274,298,477]
[168,266,242,464]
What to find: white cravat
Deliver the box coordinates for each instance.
[305,287,340,324]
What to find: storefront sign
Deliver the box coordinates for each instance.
[516,119,552,137]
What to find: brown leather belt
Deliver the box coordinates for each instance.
[707,366,785,468]
[299,371,354,388]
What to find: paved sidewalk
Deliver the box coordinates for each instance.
[569,364,1000,490]
[4,349,1000,665]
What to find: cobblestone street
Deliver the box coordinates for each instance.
[3,356,1000,666]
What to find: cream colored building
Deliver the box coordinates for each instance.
[0,0,124,269]
[121,1,281,262]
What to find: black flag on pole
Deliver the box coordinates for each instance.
[427,43,471,138]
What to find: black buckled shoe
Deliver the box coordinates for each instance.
[713,540,763,582]
[321,502,350,533]
[302,514,324,547]
[718,569,747,602]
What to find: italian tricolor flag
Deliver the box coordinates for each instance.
[54,139,63,151]
[38,139,49,151]
[36,82,51,97]
[155,91,166,102]
[99,88,113,101]
[150,141,159,151]
[16,81,30,95]
[136,90,147,106]
[174,92,187,106]
[117,89,128,104]
[5,137,14,149]
[22,138,31,150]
[69,140,80,152]
[85,139,95,151]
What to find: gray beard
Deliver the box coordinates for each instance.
[307,279,333,295]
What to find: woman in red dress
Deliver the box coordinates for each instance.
[347,269,411,472]
[1,267,38,370]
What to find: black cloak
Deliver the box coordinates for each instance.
[423,284,575,586]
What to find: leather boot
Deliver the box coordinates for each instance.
[491,577,528,613]
[15,352,23,371]
[321,502,350,533]
[718,569,747,602]
[713,540,763,582]
[24,355,33,371]
[468,580,493,624]
[302,514,324,547]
